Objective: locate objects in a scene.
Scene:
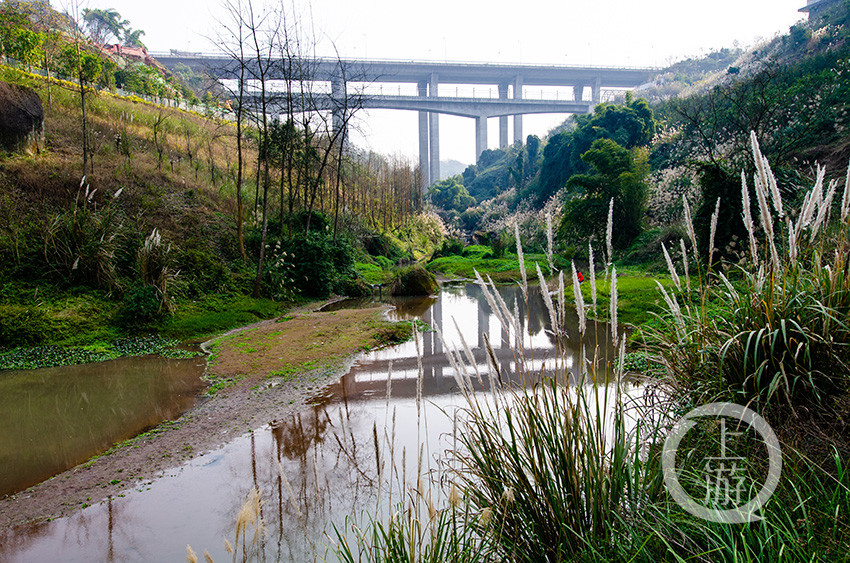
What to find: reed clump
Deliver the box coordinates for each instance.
[649,132,850,414]
[336,203,674,561]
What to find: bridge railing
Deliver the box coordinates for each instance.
[149,51,659,72]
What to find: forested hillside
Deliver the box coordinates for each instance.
[0,1,440,360]
[426,1,850,271]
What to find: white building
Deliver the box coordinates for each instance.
[799,0,844,18]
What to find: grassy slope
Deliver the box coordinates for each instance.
[0,65,297,355]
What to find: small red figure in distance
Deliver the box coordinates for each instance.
[576,271,584,283]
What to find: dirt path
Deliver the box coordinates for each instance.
[0,303,404,529]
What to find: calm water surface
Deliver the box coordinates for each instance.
[0,355,207,497]
[1,283,630,562]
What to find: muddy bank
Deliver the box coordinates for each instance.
[0,304,401,529]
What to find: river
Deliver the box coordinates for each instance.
[1,282,627,561]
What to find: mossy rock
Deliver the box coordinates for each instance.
[335,277,371,298]
[390,266,438,296]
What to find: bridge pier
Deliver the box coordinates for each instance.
[428,73,440,184]
[513,75,523,144]
[331,73,345,138]
[475,116,488,161]
[498,84,509,148]
[573,83,585,102]
[418,81,430,192]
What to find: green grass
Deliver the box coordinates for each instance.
[355,261,392,285]
[426,249,671,330]
[587,266,673,329]
[163,294,290,341]
[0,283,293,369]
[426,250,554,282]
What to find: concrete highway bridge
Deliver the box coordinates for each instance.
[153,54,654,187]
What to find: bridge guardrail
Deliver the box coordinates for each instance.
[149,51,660,72]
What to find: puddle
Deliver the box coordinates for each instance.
[0,355,207,497]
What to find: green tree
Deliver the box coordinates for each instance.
[122,28,145,49]
[692,162,749,266]
[427,177,475,212]
[82,8,127,44]
[559,138,649,249]
[4,26,43,68]
[526,134,540,175]
[535,96,655,206]
[60,43,103,175]
[0,3,27,59]
[60,45,103,84]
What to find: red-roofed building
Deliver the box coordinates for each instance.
[100,44,154,66]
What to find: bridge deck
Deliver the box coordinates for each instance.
[154,54,654,88]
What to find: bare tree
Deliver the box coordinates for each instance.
[151,109,169,170]
[239,0,280,298]
[288,43,366,235]
[63,0,99,176]
[215,0,250,262]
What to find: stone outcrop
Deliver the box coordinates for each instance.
[391,265,439,296]
[0,80,44,156]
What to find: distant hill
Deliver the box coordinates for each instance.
[440,159,468,181]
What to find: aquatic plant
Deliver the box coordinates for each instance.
[0,335,197,370]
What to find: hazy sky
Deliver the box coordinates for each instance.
[78,0,807,165]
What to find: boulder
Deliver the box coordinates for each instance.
[0,80,44,156]
[390,265,439,296]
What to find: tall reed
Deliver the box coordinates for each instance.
[649,134,850,410]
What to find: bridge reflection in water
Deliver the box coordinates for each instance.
[1,283,626,562]
[316,282,617,404]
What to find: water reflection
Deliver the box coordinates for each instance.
[2,283,624,562]
[318,283,616,405]
[0,355,206,496]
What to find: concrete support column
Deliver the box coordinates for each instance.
[573,83,585,102]
[475,115,488,162]
[513,75,523,144]
[331,72,345,138]
[417,80,430,192]
[428,73,440,184]
[592,76,602,104]
[498,83,509,148]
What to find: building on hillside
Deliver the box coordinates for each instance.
[799,0,844,18]
[100,44,154,66]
